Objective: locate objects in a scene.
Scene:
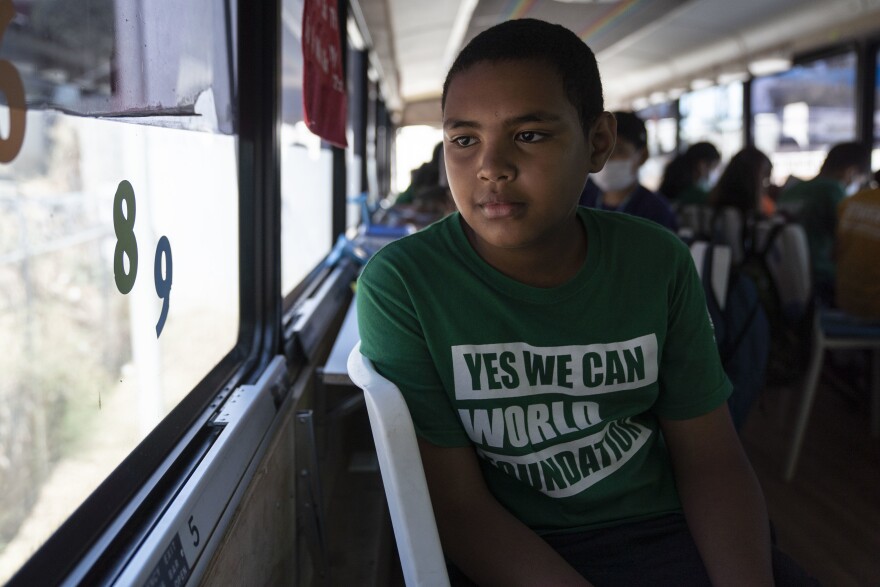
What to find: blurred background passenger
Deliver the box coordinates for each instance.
[835,181,880,320]
[710,146,774,220]
[580,111,678,231]
[777,142,871,306]
[396,141,444,205]
[659,141,721,206]
[377,141,456,229]
[706,147,774,260]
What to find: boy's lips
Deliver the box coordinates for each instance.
[478,197,526,219]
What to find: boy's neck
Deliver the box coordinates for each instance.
[461,214,588,288]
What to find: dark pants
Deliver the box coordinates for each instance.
[447,514,821,586]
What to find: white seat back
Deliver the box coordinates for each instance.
[347,342,450,587]
[689,241,732,310]
[711,206,745,264]
[753,218,812,324]
[676,203,715,236]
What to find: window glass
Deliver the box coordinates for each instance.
[0,1,238,581]
[636,102,677,191]
[873,49,880,172]
[346,46,366,232]
[394,125,444,194]
[374,99,393,201]
[752,51,856,184]
[280,0,333,294]
[679,82,743,164]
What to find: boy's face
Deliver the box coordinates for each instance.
[442,59,614,253]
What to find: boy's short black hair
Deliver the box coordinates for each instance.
[612,111,647,150]
[441,18,604,136]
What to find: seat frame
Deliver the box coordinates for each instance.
[347,342,451,587]
[784,309,880,481]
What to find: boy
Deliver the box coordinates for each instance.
[580,111,678,232]
[358,19,812,586]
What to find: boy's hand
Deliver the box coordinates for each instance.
[660,404,774,587]
[418,438,593,587]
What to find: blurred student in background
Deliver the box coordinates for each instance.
[710,146,774,220]
[381,142,456,228]
[396,141,444,205]
[778,142,870,306]
[580,111,678,231]
[660,141,721,206]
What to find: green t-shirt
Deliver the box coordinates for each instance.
[778,176,846,287]
[675,184,710,206]
[357,208,731,534]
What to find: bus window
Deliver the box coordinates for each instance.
[636,101,678,191]
[0,1,238,581]
[679,82,744,163]
[752,51,857,185]
[280,0,334,294]
[394,125,444,195]
[346,45,367,231]
[873,47,880,171]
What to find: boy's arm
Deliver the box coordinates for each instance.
[659,404,774,587]
[418,438,592,587]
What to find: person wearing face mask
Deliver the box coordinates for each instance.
[778,142,871,306]
[660,141,721,206]
[579,111,678,231]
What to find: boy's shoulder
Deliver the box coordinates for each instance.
[375,212,456,251]
[360,213,460,276]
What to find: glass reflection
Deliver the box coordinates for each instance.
[0,1,238,580]
[679,82,744,164]
[752,51,856,184]
[280,0,333,294]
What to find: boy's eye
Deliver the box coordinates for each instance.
[517,131,546,143]
[452,136,477,148]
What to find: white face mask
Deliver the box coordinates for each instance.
[592,159,637,192]
[699,167,721,191]
[846,180,862,196]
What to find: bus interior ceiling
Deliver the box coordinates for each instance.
[359,0,880,126]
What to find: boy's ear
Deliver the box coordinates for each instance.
[587,112,616,172]
[636,146,649,167]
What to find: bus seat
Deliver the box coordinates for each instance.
[677,204,745,264]
[711,206,745,264]
[676,203,714,241]
[754,218,812,324]
[784,308,880,481]
[347,342,451,587]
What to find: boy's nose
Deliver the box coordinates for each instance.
[478,142,516,183]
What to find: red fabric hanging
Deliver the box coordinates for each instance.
[302,0,348,148]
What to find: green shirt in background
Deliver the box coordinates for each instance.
[778,176,846,289]
[357,208,731,534]
[675,184,710,206]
